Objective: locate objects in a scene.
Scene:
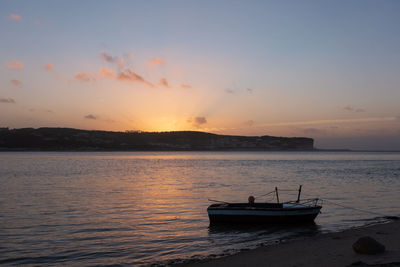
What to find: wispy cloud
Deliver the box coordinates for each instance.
[117,68,154,87]
[225,88,235,94]
[43,64,72,83]
[188,116,207,128]
[29,108,53,113]
[258,117,397,127]
[75,67,115,82]
[75,72,96,82]
[78,52,158,87]
[159,78,170,88]
[99,67,114,78]
[44,63,54,71]
[0,98,16,104]
[99,51,130,68]
[195,117,207,125]
[5,61,23,70]
[180,83,192,89]
[10,79,22,87]
[246,88,253,93]
[75,65,152,87]
[118,58,127,67]
[8,14,22,20]
[99,51,117,64]
[343,105,365,113]
[84,114,97,120]
[83,114,116,123]
[146,57,165,67]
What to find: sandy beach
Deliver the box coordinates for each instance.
[178,220,400,267]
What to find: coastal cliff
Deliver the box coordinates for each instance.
[0,127,314,151]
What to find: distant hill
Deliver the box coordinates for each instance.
[0,127,314,151]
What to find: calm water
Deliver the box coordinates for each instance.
[1,151,400,266]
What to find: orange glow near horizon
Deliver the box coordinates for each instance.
[1,2,400,150]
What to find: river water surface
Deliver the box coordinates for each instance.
[1,152,399,265]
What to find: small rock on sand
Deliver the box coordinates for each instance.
[352,236,385,255]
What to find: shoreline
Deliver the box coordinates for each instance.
[2,149,400,153]
[175,219,400,267]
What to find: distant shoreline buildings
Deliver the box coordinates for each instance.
[0,127,314,151]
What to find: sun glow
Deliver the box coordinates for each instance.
[1,1,400,150]
[144,117,184,132]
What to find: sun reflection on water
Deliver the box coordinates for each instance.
[0,151,399,265]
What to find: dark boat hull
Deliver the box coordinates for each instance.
[207,204,322,223]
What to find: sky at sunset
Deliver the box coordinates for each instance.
[1,0,400,150]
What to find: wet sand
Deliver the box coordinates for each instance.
[178,220,400,267]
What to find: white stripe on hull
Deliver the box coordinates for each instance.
[208,208,319,217]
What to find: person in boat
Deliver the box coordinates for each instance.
[248,195,255,205]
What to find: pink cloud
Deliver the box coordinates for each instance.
[76,52,155,87]
[10,79,22,87]
[117,68,154,87]
[5,61,23,70]
[180,83,192,89]
[159,78,170,88]
[9,14,22,20]
[99,67,114,78]
[74,67,121,82]
[75,68,115,82]
[147,57,165,67]
[44,63,54,71]
[75,72,95,82]
[118,58,127,67]
[0,98,16,104]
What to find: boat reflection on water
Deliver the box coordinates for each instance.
[208,220,321,236]
[208,221,321,248]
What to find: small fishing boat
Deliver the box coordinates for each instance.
[207,186,322,223]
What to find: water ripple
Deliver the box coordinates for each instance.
[0,151,399,265]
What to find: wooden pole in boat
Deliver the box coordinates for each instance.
[275,187,279,203]
[296,185,302,203]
